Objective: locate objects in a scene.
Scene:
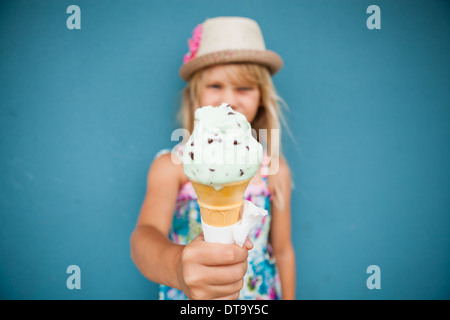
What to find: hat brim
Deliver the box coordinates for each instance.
[179,49,283,81]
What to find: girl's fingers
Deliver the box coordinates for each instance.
[214,291,241,300]
[189,234,249,266]
[183,233,249,300]
[209,280,244,300]
[204,261,248,285]
[243,237,254,250]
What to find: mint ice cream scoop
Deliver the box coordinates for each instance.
[183,103,263,190]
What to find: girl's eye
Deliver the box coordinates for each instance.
[207,84,221,89]
[237,87,253,91]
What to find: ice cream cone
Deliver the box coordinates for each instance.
[191,179,251,227]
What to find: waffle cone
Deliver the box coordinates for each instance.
[191,179,251,227]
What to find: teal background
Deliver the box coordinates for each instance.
[1,0,449,299]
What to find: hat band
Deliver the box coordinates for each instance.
[179,49,283,80]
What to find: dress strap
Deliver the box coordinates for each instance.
[154,149,171,159]
[154,144,184,161]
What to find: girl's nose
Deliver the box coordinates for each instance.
[221,89,237,109]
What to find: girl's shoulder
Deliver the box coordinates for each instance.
[148,147,187,187]
[277,155,291,178]
[266,155,293,204]
[264,154,291,181]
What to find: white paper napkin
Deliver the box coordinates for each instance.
[201,200,268,246]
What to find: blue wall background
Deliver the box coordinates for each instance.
[1,0,449,299]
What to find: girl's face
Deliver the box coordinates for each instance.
[199,65,261,123]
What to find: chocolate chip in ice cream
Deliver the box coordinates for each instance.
[182,103,263,189]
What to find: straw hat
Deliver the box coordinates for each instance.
[179,16,283,81]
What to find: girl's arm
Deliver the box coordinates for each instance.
[130,153,184,289]
[130,152,251,300]
[269,157,296,300]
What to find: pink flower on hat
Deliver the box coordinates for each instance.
[183,23,202,64]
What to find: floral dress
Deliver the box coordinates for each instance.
[157,146,281,300]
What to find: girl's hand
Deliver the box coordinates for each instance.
[178,233,253,300]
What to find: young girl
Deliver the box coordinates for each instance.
[130,16,295,300]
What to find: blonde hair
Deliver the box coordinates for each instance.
[177,63,290,210]
[178,63,286,157]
